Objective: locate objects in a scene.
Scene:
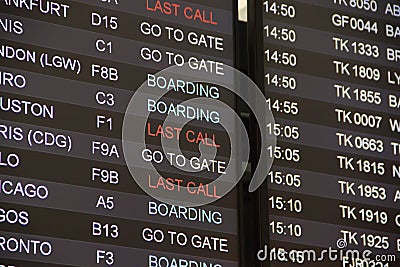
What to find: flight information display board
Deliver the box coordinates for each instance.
[258,0,400,266]
[0,0,240,266]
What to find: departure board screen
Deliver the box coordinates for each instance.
[258,0,400,266]
[0,0,241,266]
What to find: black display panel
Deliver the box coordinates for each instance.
[253,1,400,266]
[0,0,241,266]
